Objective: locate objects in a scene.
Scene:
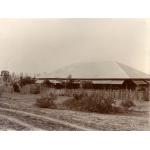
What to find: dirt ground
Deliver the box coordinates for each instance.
[0,93,149,131]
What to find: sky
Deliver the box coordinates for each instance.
[0,19,150,75]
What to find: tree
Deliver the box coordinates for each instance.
[1,70,10,82]
[19,76,35,87]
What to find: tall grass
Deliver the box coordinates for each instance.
[120,100,135,108]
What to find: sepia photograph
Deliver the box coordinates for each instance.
[0,19,150,131]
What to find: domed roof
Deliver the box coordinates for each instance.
[39,61,150,79]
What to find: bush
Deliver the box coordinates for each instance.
[120,100,135,108]
[64,94,118,113]
[73,92,87,100]
[36,95,56,108]
[48,92,57,100]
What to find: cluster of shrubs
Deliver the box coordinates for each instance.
[64,93,118,113]
[12,76,36,93]
[63,92,136,113]
[35,93,57,108]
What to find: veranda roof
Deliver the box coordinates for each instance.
[92,80,124,84]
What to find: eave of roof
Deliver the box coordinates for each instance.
[132,80,147,85]
[92,80,124,84]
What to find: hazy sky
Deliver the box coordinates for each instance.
[0,19,150,75]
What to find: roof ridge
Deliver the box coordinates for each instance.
[116,62,129,77]
[114,62,130,78]
[116,62,149,78]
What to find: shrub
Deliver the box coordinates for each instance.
[36,95,56,108]
[63,94,118,113]
[73,92,86,100]
[120,100,135,108]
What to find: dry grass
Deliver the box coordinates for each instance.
[0,85,4,97]
[120,100,135,108]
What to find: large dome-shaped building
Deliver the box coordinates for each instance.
[39,61,150,79]
[36,61,150,100]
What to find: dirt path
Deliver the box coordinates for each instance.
[0,106,94,131]
[0,114,42,130]
[0,101,149,130]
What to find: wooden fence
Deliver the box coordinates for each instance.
[3,84,150,101]
[39,88,149,101]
